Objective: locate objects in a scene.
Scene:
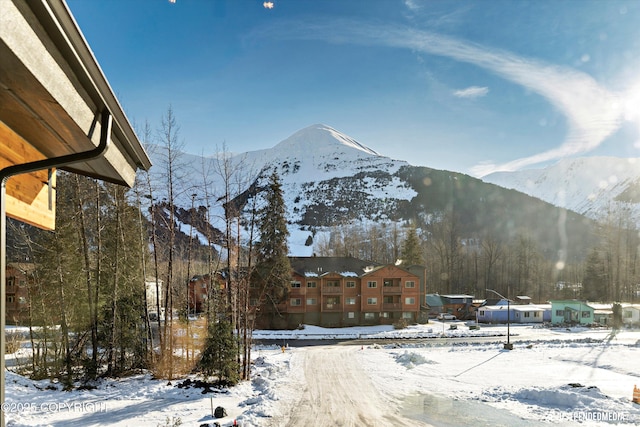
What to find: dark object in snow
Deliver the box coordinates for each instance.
[214,406,227,418]
[568,383,584,388]
[175,378,222,394]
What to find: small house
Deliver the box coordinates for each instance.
[589,303,613,326]
[440,294,475,320]
[622,304,640,326]
[425,294,445,318]
[550,300,595,325]
[477,305,511,323]
[510,305,545,323]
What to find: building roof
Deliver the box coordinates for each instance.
[511,305,545,312]
[425,294,444,307]
[289,256,382,278]
[479,305,511,311]
[441,294,474,299]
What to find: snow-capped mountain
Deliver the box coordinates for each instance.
[482,157,640,221]
[147,125,601,260]
[148,124,417,255]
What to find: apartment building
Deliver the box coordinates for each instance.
[279,256,422,328]
[4,263,34,325]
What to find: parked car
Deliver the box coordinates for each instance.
[437,313,457,321]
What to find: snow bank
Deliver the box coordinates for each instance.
[393,351,437,369]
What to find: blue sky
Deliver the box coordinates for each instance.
[66,0,640,177]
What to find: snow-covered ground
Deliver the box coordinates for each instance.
[4,323,640,426]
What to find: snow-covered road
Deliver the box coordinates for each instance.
[5,324,640,426]
[267,345,430,427]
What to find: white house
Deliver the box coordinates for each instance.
[622,304,640,326]
[510,305,545,324]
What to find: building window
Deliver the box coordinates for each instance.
[346,297,356,305]
[581,311,590,318]
[402,312,413,319]
[534,312,540,317]
[405,297,415,305]
[524,312,530,318]
[346,281,356,288]
[479,310,485,316]
[367,297,377,305]
[7,277,15,288]
[383,279,393,287]
[7,295,15,304]
[367,281,377,288]
[306,298,317,305]
[291,281,301,288]
[327,280,340,287]
[380,312,389,318]
[307,281,317,288]
[405,281,415,288]
[364,313,375,320]
[290,298,302,306]
[555,310,564,316]
[347,312,355,319]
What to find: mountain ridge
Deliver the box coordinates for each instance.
[482,156,640,221]
[147,124,606,261]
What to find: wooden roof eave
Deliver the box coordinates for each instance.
[0,0,151,187]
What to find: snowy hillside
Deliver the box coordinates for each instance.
[146,124,605,260]
[482,157,640,221]
[147,124,416,256]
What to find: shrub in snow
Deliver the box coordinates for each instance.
[393,319,409,329]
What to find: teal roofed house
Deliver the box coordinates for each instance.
[425,294,444,318]
[550,300,595,325]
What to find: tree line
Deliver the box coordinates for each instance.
[7,107,291,389]
[316,204,640,304]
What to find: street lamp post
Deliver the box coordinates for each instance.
[486,288,513,350]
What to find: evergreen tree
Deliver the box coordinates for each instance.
[582,248,607,301]
[400,224,423,265]
[198,319,239,385]
[253,171,291,324]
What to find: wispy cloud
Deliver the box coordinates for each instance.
[368,25,626,176]
[453,86,488,99]
[403,0,421,12]
[263,19,638,176]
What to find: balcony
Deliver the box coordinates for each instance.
[382,285,402,294]
[382,302,402,311]
[322,286,343,294]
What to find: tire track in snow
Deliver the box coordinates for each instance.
[280,345,430,427]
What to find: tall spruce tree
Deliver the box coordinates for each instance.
[582,248,607,301]
[253,171,291,327]
[401,224,423,265]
